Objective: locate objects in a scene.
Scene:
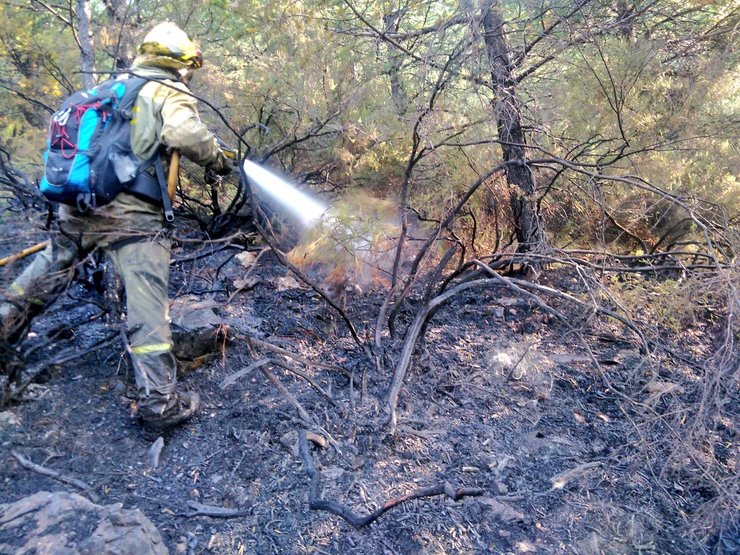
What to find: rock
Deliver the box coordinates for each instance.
[234,251,257,268]
[0,491,168,554]
[477,497,524,522]
[170,295,228,361]
[0,410,21,431]
[321,466,345,480]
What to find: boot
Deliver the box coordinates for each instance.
[0,302,25,344]
[139,391,200,430]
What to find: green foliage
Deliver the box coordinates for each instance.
[606,274,712,333]
[0,0,735,251]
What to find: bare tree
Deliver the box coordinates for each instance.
[75,0,96,88]
[481,1,546,259]
[104,0,141,69]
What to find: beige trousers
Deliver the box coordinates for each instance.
[2,193,177,416]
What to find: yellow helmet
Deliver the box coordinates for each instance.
[134,22,203,70]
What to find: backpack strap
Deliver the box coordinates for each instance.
[125,149,174,222]
[154,155,174,222]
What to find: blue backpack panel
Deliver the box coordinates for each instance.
[40,76,152,210]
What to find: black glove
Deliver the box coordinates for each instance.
[206,150,233,177]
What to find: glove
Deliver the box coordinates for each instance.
[206,150,233,177]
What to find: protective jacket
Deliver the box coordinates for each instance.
[129,63,222,167]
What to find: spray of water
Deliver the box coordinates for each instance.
[242,160,403,300]
[242,159,327,228]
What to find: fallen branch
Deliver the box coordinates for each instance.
[298,430,484,527]
[3,332,119,405]
[238,334,352,378]
[182,501,250,518]
[262,367,315,425]
[12,451,98,502]
[0,241,49,267]
[220,357,272,389]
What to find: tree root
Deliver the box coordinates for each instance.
[297,430,484,527]
[11,451,98,502]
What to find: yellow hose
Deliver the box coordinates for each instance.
[0,241,49,267]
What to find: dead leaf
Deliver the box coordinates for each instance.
[573,412,586,424]
[305,431,328,449]
[550,461,602,489]
[235,251,256,267]
[646,380,685,396]
[477,497,524,522]
[276,274,303,291]
[233,276,260,291]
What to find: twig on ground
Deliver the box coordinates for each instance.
[221,355,333,416]
[262,368,315,425]
[271,358,336,406]
[220,358,272,389]
[3,332,119,405]
[550,461,603,489]
[182,501,250,518]
[297,430,484,527]
[237,334,352,378]
[12,451,99,502]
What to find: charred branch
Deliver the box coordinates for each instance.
[298,429,484,527]
[12,451,98,501]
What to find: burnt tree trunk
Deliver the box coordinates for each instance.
[104,0,140,69]
[383,10,408,116]
[75,0,96,89]
[481,2,547,256]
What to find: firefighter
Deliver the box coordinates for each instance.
[0,22,231,429]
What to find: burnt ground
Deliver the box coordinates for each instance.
[0,215,736,554]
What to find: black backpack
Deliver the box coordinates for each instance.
[39,76,170,216]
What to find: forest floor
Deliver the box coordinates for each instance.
[0,213,735,555]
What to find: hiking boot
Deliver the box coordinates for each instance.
[140,391,200,431]
[0,302,24,344]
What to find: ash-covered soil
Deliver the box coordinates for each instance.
[0,221,734,554]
